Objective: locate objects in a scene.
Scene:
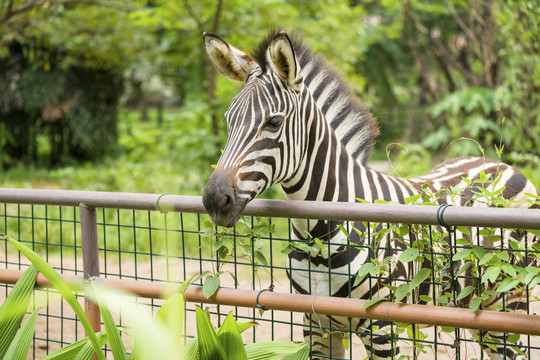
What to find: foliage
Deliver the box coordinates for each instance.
[0,48,124,167]
[348,172,539,358]
[0,233,309,360]
[1,0,538,181]
[199,216,276,299]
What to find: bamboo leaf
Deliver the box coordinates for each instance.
[217,313,247,360]
[195,307,227,360]
[155,291,185,344]
[3,310,38,360]
[0,265,37,359]
[1,234,105,360]
[245,341,309,360]
[92,285,128,360]
[281,342,310,360]
[42,332,109,360]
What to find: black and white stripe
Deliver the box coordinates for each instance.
[202,30,538,360]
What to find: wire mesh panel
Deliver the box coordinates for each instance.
[1,191,539,360]
[0,203,84,357]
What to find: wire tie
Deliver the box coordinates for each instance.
[256,289,268,310]
[156,193,169,213]
[436,204,453,230]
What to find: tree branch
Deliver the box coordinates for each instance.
[401,1,437,99]
[445,0,479,49]
[403,0,476,86]
[181,0,204,34]
[211,0,222,34]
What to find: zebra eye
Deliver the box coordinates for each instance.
[264,115,284,130]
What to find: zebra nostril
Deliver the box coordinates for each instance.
[219,193,232,208]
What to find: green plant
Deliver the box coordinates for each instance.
[0,233,309,360]
[342,172,540,358]
[198,216,276,299]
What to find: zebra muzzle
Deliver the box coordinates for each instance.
[202,168,247,227]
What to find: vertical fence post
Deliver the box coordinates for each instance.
[80,203,101,357]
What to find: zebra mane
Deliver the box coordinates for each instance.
[251,29,379,165]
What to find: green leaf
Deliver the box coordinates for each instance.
[456,261,473,277]
[245,341,309,360]
[497,278,520,293]
[527,229,540,237]
[456,286,475,302]
[341,338,350,351]
[394,284,410,302]
[203,275,220,299]
[3,310,38,360]
[472,246,486,259]
[398,248,419,263]
[469,297,483,312]
[482,266,501,283]
[254,251,268,266]
[478,253,495,266]
[452,249,471,261]
[177,274,196,295]
[195,307,227,360]
[92,285,128,360]
[2,234,105,360]
[42,332,109,360]
[404,194,422,204]
[410,268,431,290]
[354,262,376,286]
[363,297,386,309]
[502,264,517,277]
[237,322,258,334]
[0,265,37,359]
[280,342,310,360]
[507,333,521,343]
[217,313,247,360]
[155,291,185,344]
[496,251,510,262]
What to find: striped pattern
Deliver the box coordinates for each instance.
[203,30,539,360]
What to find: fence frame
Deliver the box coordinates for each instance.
[1,188,540,348]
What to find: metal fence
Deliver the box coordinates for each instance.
[1,188,540,360]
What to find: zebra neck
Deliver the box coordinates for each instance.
[281,107,359,240]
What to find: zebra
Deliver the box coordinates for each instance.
[201,29,539,360]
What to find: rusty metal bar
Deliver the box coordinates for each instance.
[80,203,101,340]
[1,268,539,336]
[0,188,539,229]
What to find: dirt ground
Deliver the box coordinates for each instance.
[1,255,539,360]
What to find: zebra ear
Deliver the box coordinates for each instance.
[203,32,256,82]
[267,32,302,90]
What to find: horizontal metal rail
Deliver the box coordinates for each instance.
[1,268,540,336]
[0,188,539,229]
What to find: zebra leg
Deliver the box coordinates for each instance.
[358,319,399,360]
[304,313,346,359]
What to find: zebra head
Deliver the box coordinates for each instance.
[202,31,305,227]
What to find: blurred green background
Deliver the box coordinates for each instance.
[1,0,539,194]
